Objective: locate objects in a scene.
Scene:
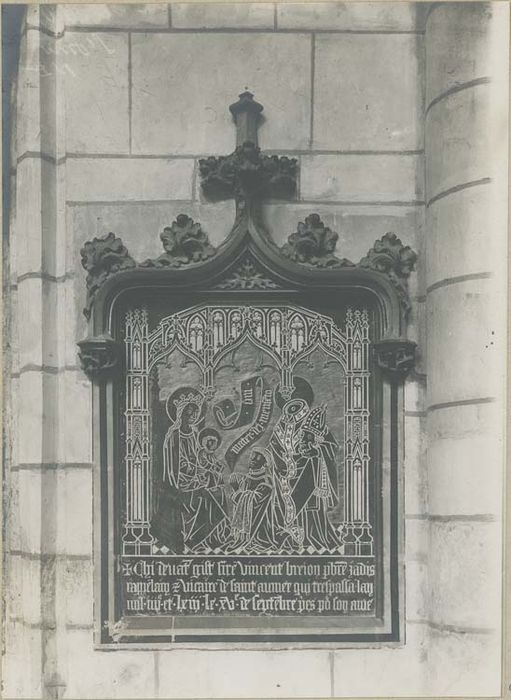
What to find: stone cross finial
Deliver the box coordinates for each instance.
[229,90,264,146]
[199,91,297,203]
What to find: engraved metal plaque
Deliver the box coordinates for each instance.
[98,280,401,644]
[121,303,374,619]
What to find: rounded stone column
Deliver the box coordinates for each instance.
[424,3,508,694]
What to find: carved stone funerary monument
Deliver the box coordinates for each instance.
[78,91,417,644]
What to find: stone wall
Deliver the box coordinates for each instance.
[423,4,508,695]
[2,3,507,698]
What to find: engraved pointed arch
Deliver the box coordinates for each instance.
[146,302,350,378]
[212,323,283,371]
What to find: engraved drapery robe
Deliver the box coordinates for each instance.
[229,473,275,553]
[155,424,229,552]
[290,437,339,551]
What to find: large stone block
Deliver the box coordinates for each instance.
[300,154,423,203]
[406,300,426,372]
[404,416,427,516]
[5,551,23,618]
[57,373,92,464]
[16,29,41,156]
[131,33,311,154]
[7,287,19,377]
[70,270,89,354]
[5,470,21,552]
[63,469,93,556]
[56,279,80,368]
[39,5,64,35]
[66,157,194,202]
[426,278,502,406]
[39,159,60,278]
[9,207,19,288]
[172,3,274,28]
[425,3,501,106]
[64,32,129,154]
[404,376,425,415]
[25,5,41,26]
[63,557,93,627]
[427,626,501,696]
[1,623,42,699]
[42,469,69,555]
[39,31,63,160]
[42,280,59,368]
[157,649,331,698]
[428,520,501,630]
[427,402,503,516]
[17,469,42,554]
[314,34,422,151]
[277,2,418,30]
[427,185,504,289]
[65,629,156,699]
[405,518,428,564]
[425,86,494,202]
[6,378,19,472]
[63,3,169,28]
[20,556,42,626]
[17,372,43,465]
[16,276,59,369]
[15,159,42,278]
[332,624,427,696]
[406,558,428,621]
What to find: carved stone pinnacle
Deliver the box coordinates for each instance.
[141,214,215,268]
[80,232,136,319]
[359,232,418,316]
[281,213,354,268]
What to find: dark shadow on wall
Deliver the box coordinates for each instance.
[1,3,25,661]
[2,5,25,251]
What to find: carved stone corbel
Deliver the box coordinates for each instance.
[373,339,417,382]
[78,334,123,380]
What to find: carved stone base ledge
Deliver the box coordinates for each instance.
[373,339,417,382]
[78,334,122,379]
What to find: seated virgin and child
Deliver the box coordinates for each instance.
[150,387,230,553]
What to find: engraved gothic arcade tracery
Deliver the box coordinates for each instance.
[123,305,372,558]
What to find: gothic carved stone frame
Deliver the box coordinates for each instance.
[78,93,416,648]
